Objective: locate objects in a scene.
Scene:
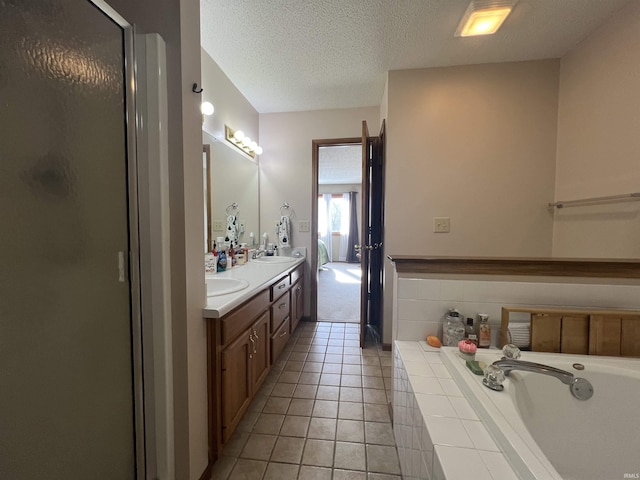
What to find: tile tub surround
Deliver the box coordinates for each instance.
[210,321,401,480]
[393,341,518,480]
[393,274,640,343]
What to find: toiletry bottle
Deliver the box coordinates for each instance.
[217,247,227,272]
[205,251,215,273]
[465,318,478,346]
[443,308,465,347]
[478,314,491,348]
[227,242,234,268]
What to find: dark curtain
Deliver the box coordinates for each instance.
[346,191,360,263]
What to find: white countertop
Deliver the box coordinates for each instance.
[202,257,305,319]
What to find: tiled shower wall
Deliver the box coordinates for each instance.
[394,275,640,343]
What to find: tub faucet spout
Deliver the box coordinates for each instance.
[492,358,574,385]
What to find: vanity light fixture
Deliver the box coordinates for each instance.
[225,125,263,158]
[200,101,215,116]
[455,1,517,37]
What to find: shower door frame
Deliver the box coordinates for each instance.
[90,1,146,478]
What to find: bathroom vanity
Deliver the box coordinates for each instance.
[202,258,305,462]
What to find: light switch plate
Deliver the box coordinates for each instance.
[213,220,224,231]
[298,220,310,232]
[433,217,450,233]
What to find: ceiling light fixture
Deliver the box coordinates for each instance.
[455,1,517,37]
[225,125,263,158]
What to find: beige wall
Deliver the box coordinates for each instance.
[552,1,640,258]
[259,108,380,315]
[201,49,259,146]
[201,50,261,247]
[384,60,560,343]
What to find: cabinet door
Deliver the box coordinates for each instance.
[221,331,251,443]
[291,280,304,334]
[251,311,271,391]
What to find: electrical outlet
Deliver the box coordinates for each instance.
[213,220,224,231]
[433,217,450,233]
[298,220,310,232]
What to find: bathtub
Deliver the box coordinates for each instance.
[440,348,640,480]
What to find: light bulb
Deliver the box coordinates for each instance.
[242,136,252,147]
[249,141,258,151]
[233,130,245,142]
[200,101,214,116]
[254,146,263,155]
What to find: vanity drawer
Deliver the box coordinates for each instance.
[271,316,290,363]
[271,292,290,332]
[290,263,304,285]
[270,275,290,301]
[220,289,270,346]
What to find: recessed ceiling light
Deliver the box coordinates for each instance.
[455,1,517,37]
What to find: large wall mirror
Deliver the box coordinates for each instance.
[203,130,260,252]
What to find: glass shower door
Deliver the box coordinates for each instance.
[0,1,136,478]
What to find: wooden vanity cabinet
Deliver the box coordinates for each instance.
[207,261,306,464]
[219,308,270,444]
[290,263,304,334]
[290,279,304,334]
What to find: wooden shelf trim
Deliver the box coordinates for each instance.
[388,256,640,278]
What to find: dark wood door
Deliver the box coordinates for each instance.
[369,121,386,333]
[221,330,251,443]
[360,120,386,347]
[360,121,372,347]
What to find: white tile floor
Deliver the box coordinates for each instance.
[210,321,401,480]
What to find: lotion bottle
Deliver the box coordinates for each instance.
[478,314,491,348]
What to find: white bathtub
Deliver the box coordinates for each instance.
[441,348,640,480]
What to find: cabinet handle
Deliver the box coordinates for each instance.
[249,334,255,358]
[252,330,258,354]
[279,302,287,309]
[278,284,285,290]
[279,330,288,338]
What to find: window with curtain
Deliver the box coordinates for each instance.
[318,195,350,235]
[318,194,353,262]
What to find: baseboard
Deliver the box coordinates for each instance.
[198,462,212,480]
[382,343,392,351]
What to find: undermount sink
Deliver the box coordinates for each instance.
[206,277,250,297]
[252,256,297,264]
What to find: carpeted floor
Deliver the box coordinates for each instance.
[317,262,361,323]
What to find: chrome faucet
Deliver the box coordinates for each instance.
[493,358,575,385]
[483,357,594,401]
[252,247,266,259]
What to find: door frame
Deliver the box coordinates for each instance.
[311,138,361,323]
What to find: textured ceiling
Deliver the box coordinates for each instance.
[318,145,362,185]
[201,0,632,113]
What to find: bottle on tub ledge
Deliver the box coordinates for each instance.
[478,313,491,348]
[443,308,465,347]
[465,317,478,346]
